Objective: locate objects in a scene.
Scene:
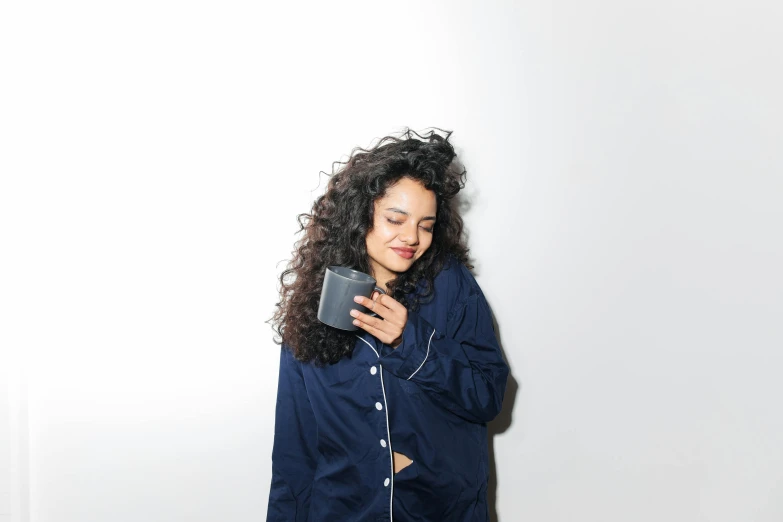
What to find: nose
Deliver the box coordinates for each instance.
[399,222,419,245]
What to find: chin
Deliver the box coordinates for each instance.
[389,256,415,272]
[375,256,401,273]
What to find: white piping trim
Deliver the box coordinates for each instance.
[407,328,435,380]
[355,334,394,520]
[355,334,379,358]
[379,366,394,521]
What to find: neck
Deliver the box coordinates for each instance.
[369,266,396,292]
[373,275,392,292]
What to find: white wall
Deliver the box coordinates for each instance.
[2,0,781,521]
[0,365,29,522]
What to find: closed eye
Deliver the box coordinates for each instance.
[386,218,434,233]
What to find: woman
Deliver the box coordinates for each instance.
[267,129,509,521]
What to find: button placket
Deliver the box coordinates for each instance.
[378,364,394,519]
[356,335,394,520]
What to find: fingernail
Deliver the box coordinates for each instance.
[353,296,361,303]
[349,309,358,317]
[353,320,360,326]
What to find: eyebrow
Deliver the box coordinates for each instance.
[385,207,437,221]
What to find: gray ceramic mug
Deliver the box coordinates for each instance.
[317,266,386,331]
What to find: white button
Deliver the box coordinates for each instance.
[380,439,387,448]
[375,402,383,411]
[370,366,377,375]
[384,478,390,487]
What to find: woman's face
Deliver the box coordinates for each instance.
[365,177,437,287]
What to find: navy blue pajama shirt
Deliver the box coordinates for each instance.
[267,257,510,521]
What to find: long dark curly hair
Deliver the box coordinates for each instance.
[269,128,472,366]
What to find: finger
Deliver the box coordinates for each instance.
[352,315,395,344]
[375,293,406,314]
[352,309,402,341]
[368,292,389,310]
[372,294,407,326]
[354,296,391,319]
[350,309,389,330]
[355,295,407,330]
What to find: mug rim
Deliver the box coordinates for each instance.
[327,265,376,284]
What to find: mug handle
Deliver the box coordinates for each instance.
[366,286,386,317]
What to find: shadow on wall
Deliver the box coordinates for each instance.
[487,311,518,522]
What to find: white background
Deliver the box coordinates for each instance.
[2,1,782,521]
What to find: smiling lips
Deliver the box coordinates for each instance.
[391,247,415,259]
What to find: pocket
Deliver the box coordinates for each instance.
[317,360,365,388]
[399,377,421,396]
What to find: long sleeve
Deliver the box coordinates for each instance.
[267,346,318,522]
[378,289,509,424]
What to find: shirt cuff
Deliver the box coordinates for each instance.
[378,309,435,380]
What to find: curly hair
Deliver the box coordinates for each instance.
[269,128,472,366]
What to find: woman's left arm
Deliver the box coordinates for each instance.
[353,290,509,424]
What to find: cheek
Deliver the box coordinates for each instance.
[367,225,394,249]
[373,224,396,243]
[422,235,434,251]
